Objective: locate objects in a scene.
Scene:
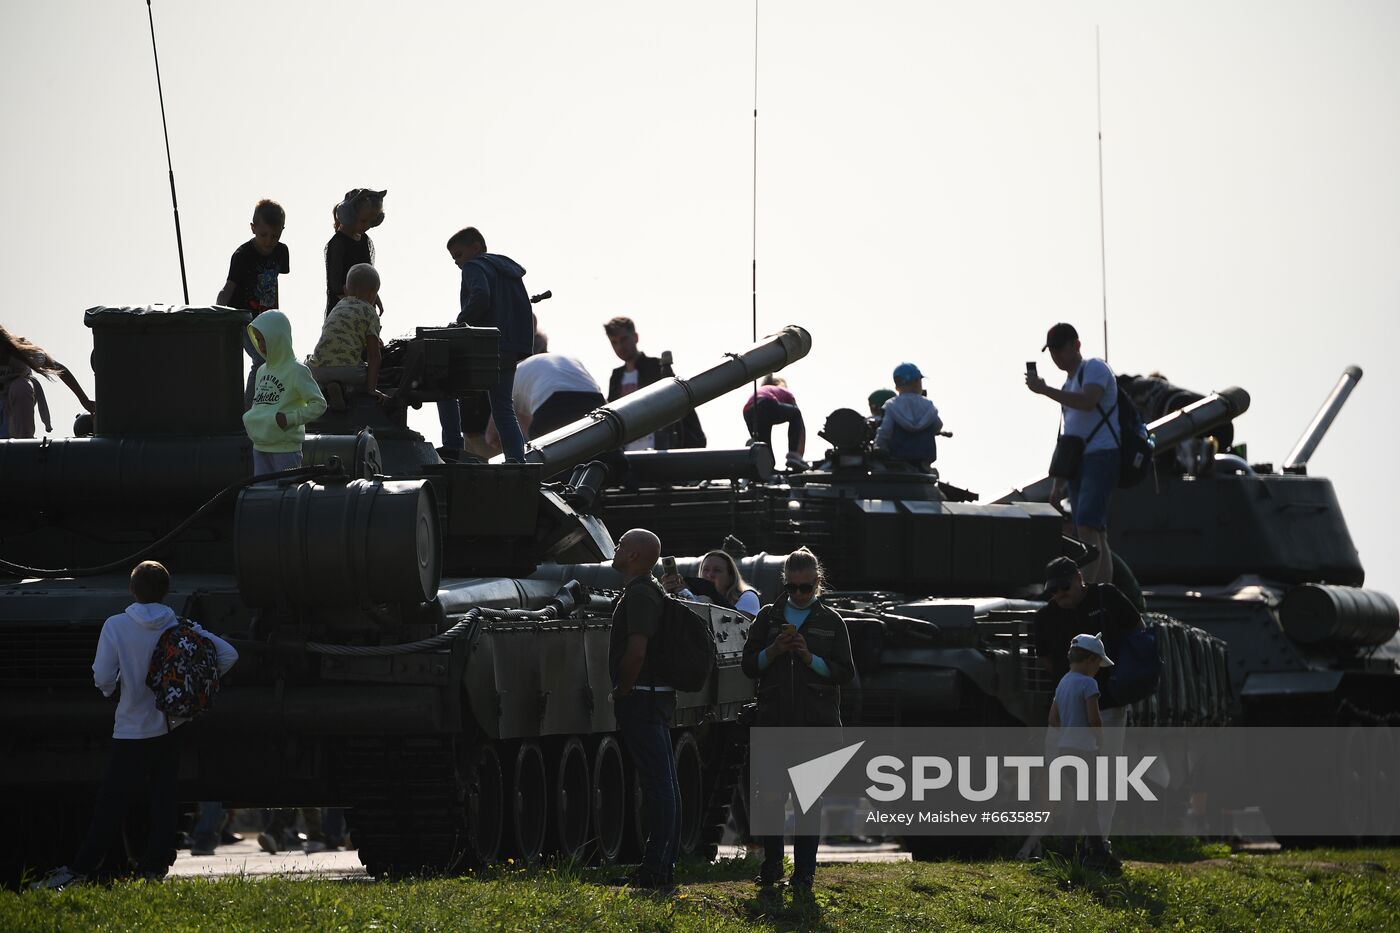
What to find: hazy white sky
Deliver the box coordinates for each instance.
[3,1,1397,596]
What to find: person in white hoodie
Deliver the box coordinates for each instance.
[874,362,944,468]
[34,562,238,889]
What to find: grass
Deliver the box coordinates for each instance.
[4,847,1398,932]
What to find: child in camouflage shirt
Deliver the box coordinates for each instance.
[307,263,384,399]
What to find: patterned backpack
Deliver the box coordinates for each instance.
[145,618,221,720]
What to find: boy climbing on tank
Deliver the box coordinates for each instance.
[243,311,326,477]
[217,199,290,407]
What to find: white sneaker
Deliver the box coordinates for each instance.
[31,866,85,890]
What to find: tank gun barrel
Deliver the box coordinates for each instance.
[995,386,1251,505]
[1283,366,1362,474]
[1146,386,1251,453]
[508,326,812,477]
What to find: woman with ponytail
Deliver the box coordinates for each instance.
[740,546,854,893]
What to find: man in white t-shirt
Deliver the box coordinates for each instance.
[493,351,606,442]
[1026,322,1120,584]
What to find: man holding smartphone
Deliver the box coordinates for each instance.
[1025,322,1120,585]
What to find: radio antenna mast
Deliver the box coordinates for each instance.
[750,0,760,346]
[1095,26,1109,361]
[146,0,190,304]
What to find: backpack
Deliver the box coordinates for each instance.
[1076,364,1155,488]
[1104,624,1162,707]
[649,594,717,692]
[146,618,222,720]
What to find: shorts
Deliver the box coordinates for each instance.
[1069,448,1117,531]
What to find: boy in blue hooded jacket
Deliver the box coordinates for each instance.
[443,226,532,462]
[243,310,327,476]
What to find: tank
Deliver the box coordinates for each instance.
[1105,368,1399,727]
[0,306,812,884]
[593,391,1247,733]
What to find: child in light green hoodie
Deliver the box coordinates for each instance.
[243,310,326,476]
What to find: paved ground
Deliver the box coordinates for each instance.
[168,839,910,880]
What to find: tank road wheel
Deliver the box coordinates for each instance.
[464,743,504,867]
[552,737,591,861]
[508,741,548,864]
[590,735,627,864]
[673,731,705,857]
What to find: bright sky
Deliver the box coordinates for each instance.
[3,1,1397,598]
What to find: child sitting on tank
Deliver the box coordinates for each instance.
[243,311,327,477]
[306,262,385,410]
[874,362,943,468]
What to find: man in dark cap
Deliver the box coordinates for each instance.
[1025,322,1120,584]
[1031,555,1142,866]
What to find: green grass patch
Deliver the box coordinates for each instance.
[4,848,1398,932]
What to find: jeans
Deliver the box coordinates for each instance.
[489,357,526,462]
[73,733,179,876]
[744,398,804,456]
[243,329,265,410]
[615,690,679,878]
[1069,448,1118,531]
[759,794,821,881]
[253,450,302,483]
[436,360,522,460]
[193,801,225,842]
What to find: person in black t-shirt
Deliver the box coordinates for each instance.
[325,189,386,317]
[1032,555,1141,864]
[1032,556,1142,692]
[218,199,290,407]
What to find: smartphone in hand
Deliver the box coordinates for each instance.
[1025,361,1037,377]
[661,556,677,577]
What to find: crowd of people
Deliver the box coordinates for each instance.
[12,188,1141,892]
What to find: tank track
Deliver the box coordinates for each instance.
[338,735,471,879]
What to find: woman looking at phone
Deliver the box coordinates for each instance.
[740,547,854,894]
[660,550,761,618]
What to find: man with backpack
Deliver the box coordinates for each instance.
[608,528,681,889]
[34,561,238,889]
[1035,556,1155,862]
[1026,322,1121,584]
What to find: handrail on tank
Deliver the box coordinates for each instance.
[1282,366,1362,474]
[500,325,813,478]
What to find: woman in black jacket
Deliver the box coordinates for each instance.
[740,547,854,892]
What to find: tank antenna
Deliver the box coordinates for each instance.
[750,0,760,346]
[1095,26,1109,361]
[748,0,761,416]
[145,0,190,305]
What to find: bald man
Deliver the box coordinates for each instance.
[608,528,680,888]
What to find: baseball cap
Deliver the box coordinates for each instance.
[1043,556,1080,594]
[892,362,923,385]
[1042,322,1078,351]
[1070,632,1114,666]
[868,388,896,409]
